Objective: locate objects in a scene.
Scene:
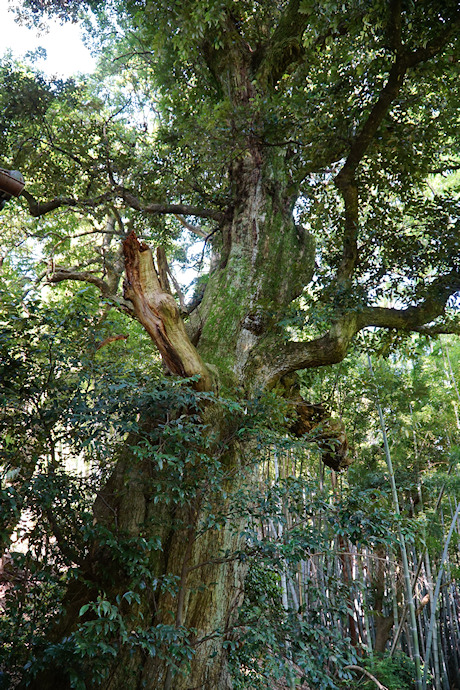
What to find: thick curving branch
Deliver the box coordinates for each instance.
[337,15,458,183]
[48,267,113,296]
[344,666,389,690]
[173,214,208,239]
[334,59,405,288]
[47,266,136,318]
[253,271,460,386]
[333,11,459,289]
[22,189,121,217]
[334,176,359,291]
[117,187,224,221]
[23,190,89,217]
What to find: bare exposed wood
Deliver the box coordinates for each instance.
[167,268,188,314]
[156,247,172,294]
[95,334,129,351]
[154,245,188,314]
[123,231,214,391]
[416,592,430,617]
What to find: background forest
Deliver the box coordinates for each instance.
[1,1,460,689]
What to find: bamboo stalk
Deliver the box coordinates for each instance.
[272,451,295,690]
[410,403,442,689]
[367,354,422,690]
[422,500,460,690]
[424,551,441,689]
[390,456,456,655]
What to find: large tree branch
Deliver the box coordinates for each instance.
[334,61,407,288]
[47,266,136,317]
[387,0,402,53]
[123,232,215,392]
[337,16,458,183]
[404,17,460,68]
[48,267,112,295]
[48,266,115,297]
[119,187,224,221]
[333,12,459,289]
[173,214,208,239]
[48,239,214,382]
[22,189,113,217]
[254,271,460,385]
[344,666,389,690]
[22,187,223,222]
[333,176,359,292]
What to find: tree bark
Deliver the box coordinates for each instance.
[372,548,395,654]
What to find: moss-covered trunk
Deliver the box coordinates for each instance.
[28,145,318,689]
[96,451,247,690]
[29,425,248,689]
[11,4,460,688]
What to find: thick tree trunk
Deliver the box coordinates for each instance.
[28,147,343,689]
[372,547,395,654]
[28,421,248,689]
[11,5,460,688]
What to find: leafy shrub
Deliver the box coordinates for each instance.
[358,653,417,690]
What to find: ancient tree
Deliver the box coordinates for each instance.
[1,0,459,687]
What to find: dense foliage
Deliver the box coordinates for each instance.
[1,1,459,689]
[2,287,459,688]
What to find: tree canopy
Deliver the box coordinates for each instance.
[3,0,459,362]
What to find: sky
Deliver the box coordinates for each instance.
[0,1,96,77]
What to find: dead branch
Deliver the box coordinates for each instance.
[344,665,389,690]
[95,335,129,351]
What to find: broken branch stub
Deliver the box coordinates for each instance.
[291,401,351,471]
[123,231,213,392]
